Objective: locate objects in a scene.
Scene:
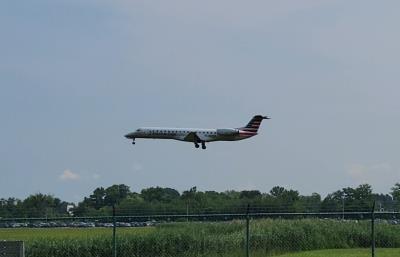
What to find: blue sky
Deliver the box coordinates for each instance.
[1,1,399,202]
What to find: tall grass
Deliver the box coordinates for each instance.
[1,219,399,257]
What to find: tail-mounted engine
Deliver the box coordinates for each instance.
[216,128,239,136]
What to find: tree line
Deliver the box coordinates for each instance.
[1,183,400,218]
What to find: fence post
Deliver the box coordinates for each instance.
[246,204,250,257]
[371,201,376,257]
[113,204,117,257]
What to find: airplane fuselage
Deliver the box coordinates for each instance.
[125,115,269,149]
[126,127,256,142]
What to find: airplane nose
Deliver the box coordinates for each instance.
[125,132,136,139]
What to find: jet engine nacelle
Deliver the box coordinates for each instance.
[217,128,239,136]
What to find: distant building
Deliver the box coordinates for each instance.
[67,204,75,216]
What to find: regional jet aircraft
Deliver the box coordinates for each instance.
[125,115,269,149]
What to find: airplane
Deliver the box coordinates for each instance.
[124,115,270,149]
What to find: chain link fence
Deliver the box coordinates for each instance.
[0,211,399,257]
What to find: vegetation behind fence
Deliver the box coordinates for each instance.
[1,212,400,257]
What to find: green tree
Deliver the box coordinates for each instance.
[296,193,321,212]
[391,183,400,210]
[269,186,299,212]
[104,184,130,206]
[239,190,262,199]
[321,190,343,212]
[181,187,199,213]
[353,184,373,210]
[0,198,21,218]
[181,187,197,202]
[391,183,400,201]
[322,184,373,212]
[141,187,180,202]
[22,194,68,217]
[89,187,106,209]
[374,193,395,211]
[270,186,285,197]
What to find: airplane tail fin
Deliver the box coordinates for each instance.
[240,115,270,132]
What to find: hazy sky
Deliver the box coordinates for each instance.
[1,1,399,202]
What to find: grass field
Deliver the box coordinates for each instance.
[1,219,399,257]
[276,248,400,257]
[0,227,153,240]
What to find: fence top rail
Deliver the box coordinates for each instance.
[0,211,399,222]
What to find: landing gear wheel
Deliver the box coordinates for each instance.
[195,143,199,148]
[132,140,136,145]
[201,142,206,149]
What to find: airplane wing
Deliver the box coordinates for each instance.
[184,132,204,142]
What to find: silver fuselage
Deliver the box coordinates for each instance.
[125,127,256,142]
[125,115,269,148]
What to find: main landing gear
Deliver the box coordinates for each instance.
[194,141,206,149]
[132,139,136,145]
